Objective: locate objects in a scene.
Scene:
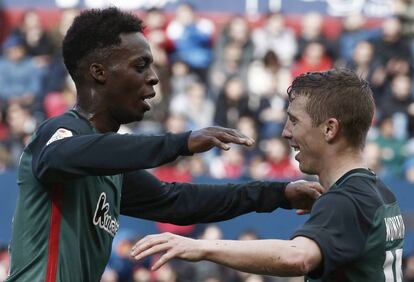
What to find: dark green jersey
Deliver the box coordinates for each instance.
[292,169,404,282]
[6,110,291,282]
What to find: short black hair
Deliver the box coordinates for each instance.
[62,7,144,82]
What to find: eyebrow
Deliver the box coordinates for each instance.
[131,54,153,64]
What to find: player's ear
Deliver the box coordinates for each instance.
[323,118,339,142]
[89,63,106,84]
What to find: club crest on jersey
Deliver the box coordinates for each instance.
[93,192,119,237]
[46,128,73,146]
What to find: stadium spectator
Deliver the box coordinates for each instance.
[372,17,412,68]
[214,16,254,69]
[2,102,37,167]
[363,141,384,176]
[214,75,251,128]
[374,116,407,178]
[49,7,80,52]
[169,80,214,129]
[345,40,387,103]
[170,60,199,97]
[378,74,414,139]
[251,12,297,67]
[393,0,414,37]
[291,40,333,77]
[143,7,172,54]
[209,146,247,179]
[338,13,381,63]
[247,50,292,98]
[43,76,76,118]
[258,137,302,180]
[0,34,42,107]
[143,8,172,123]
[11,8,54,104]
[106,230,138,282]
[297,12,335,61]
[208,41,248,97]
[166,3,215,82]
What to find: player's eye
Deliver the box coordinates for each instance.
[135,64,147,73]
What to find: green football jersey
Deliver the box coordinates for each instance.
[5,110,195,282]
[293,168,404,282]
[6,114,123,282]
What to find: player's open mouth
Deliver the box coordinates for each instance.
[141,92,156,110]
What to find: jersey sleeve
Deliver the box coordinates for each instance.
[120,170,290,225]
[291,192,370,279]
[30,114,192,183]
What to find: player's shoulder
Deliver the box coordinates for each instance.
[37,110,92,136]
[334,169,397,206]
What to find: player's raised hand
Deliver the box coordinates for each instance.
[284,180,325,215]
[130,232,204,271]
[188,126,255,153]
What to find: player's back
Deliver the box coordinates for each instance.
[299,169,404,282]
[333,172,404,281]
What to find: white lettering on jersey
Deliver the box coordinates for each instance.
[46,128,73,146]
[93,192,119,237]
[384,215,405,242]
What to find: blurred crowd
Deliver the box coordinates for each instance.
[1,3,414,183]
[1,1,414,281]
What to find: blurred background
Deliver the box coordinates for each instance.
[0,0,414,281]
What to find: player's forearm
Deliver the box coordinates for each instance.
[163,181,290,224]
[121,175,289,224]
[34,132,191,182]
[201,239,310,277]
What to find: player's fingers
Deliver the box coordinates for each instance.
[211,127,255,146]
[133,242,171,261]
[222,129,255,146]
[308,182,325,194]
[216,132,252,147]
[306,187,321,200]
[210,137,230,150]
[151,251,176,271]
[131,235,168,256]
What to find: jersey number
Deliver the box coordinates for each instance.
[383,249,402,282]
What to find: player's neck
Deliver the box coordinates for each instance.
[73,104,120,133]
[89,113,120,133]
[318,149,367,190]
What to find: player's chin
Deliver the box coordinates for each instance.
[299,163,317,175]
[117,110,145,124]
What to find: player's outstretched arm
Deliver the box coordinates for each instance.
[32,115,254,182]
[130,233,322,277]
[121,171,323,224]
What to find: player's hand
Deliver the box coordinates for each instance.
[130,232,204,271]
[188,126,255,153]
[284,180,325,215]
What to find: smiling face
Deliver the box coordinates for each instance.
[101,32,159,124]
[282,95,325,175]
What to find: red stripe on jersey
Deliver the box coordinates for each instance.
[45,186,63,282]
